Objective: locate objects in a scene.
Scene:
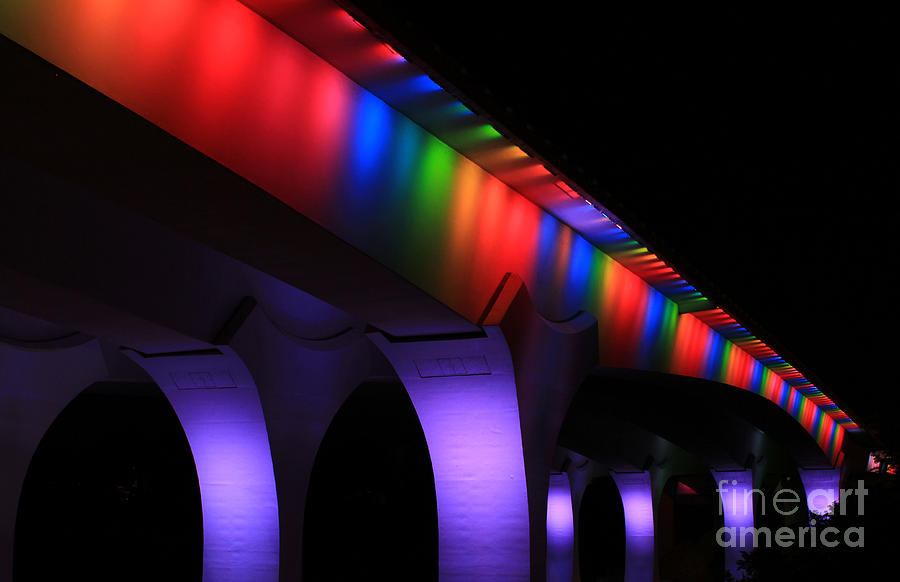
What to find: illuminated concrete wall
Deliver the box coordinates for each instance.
[125,349,279,582]
[713,468,755,577]
[370,329,530,580]
[546,473,575,582]
[798,467,842,516]
[612,471,656,582]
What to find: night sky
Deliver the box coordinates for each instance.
[346,2,898,450]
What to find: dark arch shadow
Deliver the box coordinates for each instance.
[303,381,438,581]
[756,469,807,530]
[579,475,626,582]
[578,368,833,469]
[13,381,202,582]
[657,473,724,582]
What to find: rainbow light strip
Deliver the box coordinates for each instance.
[0,0,856,462]
[239,1,858,442]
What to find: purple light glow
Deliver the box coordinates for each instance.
[370,328,530,580]
[712,469,754,577]
[546,473,574,582]
[798,468,841,516]
[125,348,279,582]
[611,471,655,582]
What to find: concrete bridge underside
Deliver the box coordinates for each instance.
[0,4,863,581]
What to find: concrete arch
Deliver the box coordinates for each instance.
[488,273,847,580]
[226,289,537,581]
[561,367,843,579]
[558,427,726,582]
[223,300,394,581]
[0,338,112,580]
[575,368,835,470]
[369,327,531,580]
[487,275,801,582]
[558,412,665,582]
[493,276,600,581]
[569,466,627,582]
[124,347,279,582]
[656,471,725,581]
[13,380,202,580]
[303,380,438,579]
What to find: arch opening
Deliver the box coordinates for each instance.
[303,380,438,581]
[657,474,724,582]
[578,475,626,582]
[757,470,807,530]
[13,381,202,581]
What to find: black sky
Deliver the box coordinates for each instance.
[346,2,899,449]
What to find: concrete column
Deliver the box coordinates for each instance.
[125,348,279,582]
[226,306,379,581]
[797,467,842,516]
[369,327,530,580]
[0,340,109,581]
[711,468,755,577]
[610,471,655,582]
[547,472,575,582]
[566,457,600,582]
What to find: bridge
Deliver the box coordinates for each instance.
[1,1,867,580]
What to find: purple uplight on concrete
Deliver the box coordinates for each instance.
[126,348,279,582]
[546,472,574,582]
[370,328,530,581]
[712,468,755,577]
[611,471,655,582]
[798,467,841,516]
